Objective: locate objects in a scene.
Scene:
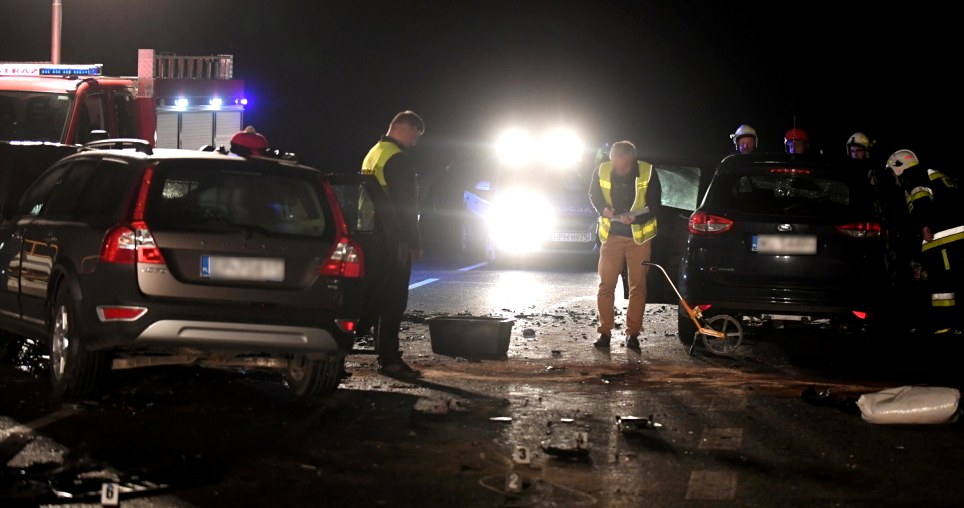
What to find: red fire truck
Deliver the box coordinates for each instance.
[0,49,247,217]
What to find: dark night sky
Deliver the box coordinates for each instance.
[1,1,956,176]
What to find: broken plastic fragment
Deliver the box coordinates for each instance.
[617,415,663,433]
[540,443,590,461]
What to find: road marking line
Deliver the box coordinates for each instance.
[685,470,738,500]
[698,427,744,450]
[408,278,440,290]
[458,262,488,272]
[7,405,84,434]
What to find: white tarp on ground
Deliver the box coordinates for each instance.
[857,386,961,424]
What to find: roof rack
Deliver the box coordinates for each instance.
[79,138,153,155]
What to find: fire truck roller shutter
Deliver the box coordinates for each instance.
[215,111,242,150]
[156,112,179,149]
[180,112,214,150]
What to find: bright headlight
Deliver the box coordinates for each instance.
[495,128,534,168]
[487,188,556,252]
[540,128,583,168]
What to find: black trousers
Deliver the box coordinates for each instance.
[374,245,412,362]
[920,240,963,333]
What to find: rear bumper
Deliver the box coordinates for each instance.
[76,298,354,355]
[680,282,885,319]
[133,320,340,352]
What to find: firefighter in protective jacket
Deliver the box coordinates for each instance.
[887,149,963,335]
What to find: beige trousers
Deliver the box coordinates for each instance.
[596,235,652,336]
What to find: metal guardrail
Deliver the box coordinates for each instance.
[153,53,233,80]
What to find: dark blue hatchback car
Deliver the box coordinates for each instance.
[677,153,891,343]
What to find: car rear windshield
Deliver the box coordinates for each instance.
[145,161,332,239]
[714,168,869,215]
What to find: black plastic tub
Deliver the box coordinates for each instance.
[426,316,515,360]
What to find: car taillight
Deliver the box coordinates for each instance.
[836,222,881,238]
[335,319,358,333]
[688,211,734,234]
[320,237,365,278]
[97,306,148,322]
[100,221,166,265]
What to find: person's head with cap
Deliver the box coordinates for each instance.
[230,125,269,157]
[385,110,424,148]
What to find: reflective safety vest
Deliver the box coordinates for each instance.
[361,140,403,187]
[358,140,403,229]
[597,161,657,245]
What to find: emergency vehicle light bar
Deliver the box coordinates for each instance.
[40,64,103,76]
[0,63,103,77]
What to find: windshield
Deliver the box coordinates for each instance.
[0,91,72,142]
[146,161,332,239]
[717,170,860,215]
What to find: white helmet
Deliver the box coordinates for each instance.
[847,132,871,150]
[730,124,758,148]
[886,149,919,177]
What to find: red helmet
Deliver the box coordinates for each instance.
[784,128,809,143]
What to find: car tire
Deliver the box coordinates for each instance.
[49,284,110,399]
[677,309,697,346]
[284,354,345,398]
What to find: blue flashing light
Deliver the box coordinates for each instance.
[208,97,223,107]
[38,64,103,76]
[234,98,248,106]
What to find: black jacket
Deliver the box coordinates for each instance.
[378,136,421,250]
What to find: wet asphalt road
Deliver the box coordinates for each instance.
[2,255,964,507]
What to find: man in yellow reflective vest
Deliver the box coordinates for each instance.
[588,140,661,350]
[361,110,425,378]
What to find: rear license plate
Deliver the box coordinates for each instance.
[551,232,593,242]
[200,256,285,281]
[752,234,817,254]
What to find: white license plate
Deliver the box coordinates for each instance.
[551,232,593,243]
[752,235,817,254]
[200,256,285,281]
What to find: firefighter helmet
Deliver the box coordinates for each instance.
[847,132,871,150]
[784,128,809,143]
[730,124,758,148]
[886,149,919,177]
[784,128,809,154]
[846,132,872,159]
